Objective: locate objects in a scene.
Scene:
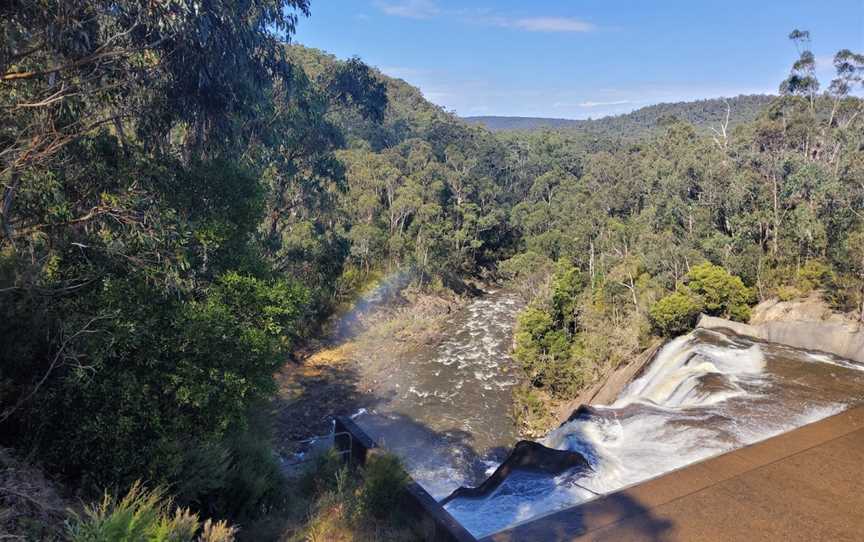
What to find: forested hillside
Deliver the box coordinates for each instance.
[1,3,863,540]
[499,35,864,433]
[465,94,774,139]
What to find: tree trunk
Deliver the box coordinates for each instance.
[772,173,780,256]
[1,171,21,247]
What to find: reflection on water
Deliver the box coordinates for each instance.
[354,290,523,498]
[445,328,864,538]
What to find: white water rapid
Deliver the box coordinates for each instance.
[353,290,524,499]
[444,327,864,538]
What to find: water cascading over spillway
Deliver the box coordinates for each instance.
[444,327,864,538]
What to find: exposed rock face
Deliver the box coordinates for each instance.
[697,293,864,363]
[439,441,590,506]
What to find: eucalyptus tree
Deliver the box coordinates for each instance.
[0,0,333,516]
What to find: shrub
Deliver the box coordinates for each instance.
[685,262,753,321]
[776,284,802,302]
[22,272,307,516]
[650,291,704,336]
[512,307,556,381]
[67,482,236,542]
[511,385,554,438]
[550,260,585,330]
[357,454,409,520]
[796,260,833,292]
[298,449,348,498]
[176,419,288,522]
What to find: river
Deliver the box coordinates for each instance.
[353,289,523,498]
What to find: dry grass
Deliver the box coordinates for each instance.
[0,448,69,541]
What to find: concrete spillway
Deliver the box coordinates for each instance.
[485,404,864,541]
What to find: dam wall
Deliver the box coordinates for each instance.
[563,294,863,425]
[484,405,864,541]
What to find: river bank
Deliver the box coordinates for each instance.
[272,284,469,457]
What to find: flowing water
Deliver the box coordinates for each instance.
[351,289,864,539]
[444,327,864,538]
[353,289,524,498]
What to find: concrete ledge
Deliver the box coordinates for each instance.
[697,314,864,364]
[334,415,477,542]
[484,405,864,541]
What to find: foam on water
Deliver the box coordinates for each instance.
[353,290,525,499]
[444,327,864,538]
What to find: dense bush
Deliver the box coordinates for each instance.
[18,271,307,508]
[684,263,754,321]
[511,261,599,398]
[357,454,410,520]
[649,291,704,336]
[259,450,417,541]
[649,263,753,335]
[0,2,322,523]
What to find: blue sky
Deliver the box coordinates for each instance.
[294,1,864,119]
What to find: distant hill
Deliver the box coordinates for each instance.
[289,44,455,150]
[288,47,775,145]
[464,95,776,138]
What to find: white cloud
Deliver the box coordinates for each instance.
[377,3,595,33]
[376,0,439,19]
[509,17,595,33]
[577,100,631,107]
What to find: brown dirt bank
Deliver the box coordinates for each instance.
[272,286,471,456]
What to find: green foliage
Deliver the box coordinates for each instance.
[649,264,752,335]
[513,307,556,383]
[684,262,754,321]
[21,272,308,503]
[796,260,833,292]
[776,285,802,302]
[649,291,704,336]
[67,482,236,542]
[550,260,586,331]
[511,261,593,398]
[465,95,775,139]
[0,0,324,525]
[511,385,554,438]
[357,454,410,521]
[176,416,288,522]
